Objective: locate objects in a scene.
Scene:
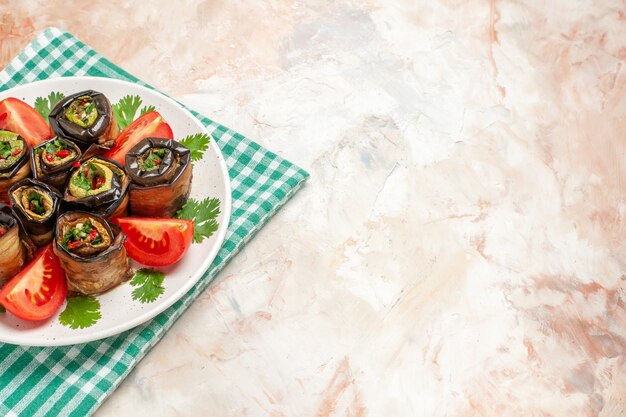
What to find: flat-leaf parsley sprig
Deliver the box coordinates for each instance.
[180,133,211,162]
[140,105,155,116]
[34,91,66,121]
[176,197,221,243]
[130,269,165,303]
[59,296,102,329]
[112,95,142,130]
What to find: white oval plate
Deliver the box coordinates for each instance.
[0,76,231,346]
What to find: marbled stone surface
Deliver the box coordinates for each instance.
[1,1,625,416]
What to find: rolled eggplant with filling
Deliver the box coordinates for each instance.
[30,137,82,190]
[53,211,132,295]
[0,204,36,284]
[62,156,130,218]
[48,90,119,149]
[9,178,62,247]
[126,137,192,217]
[0,130,30,204]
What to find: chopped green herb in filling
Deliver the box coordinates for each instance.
[61,220,103,250]
[0,141,12,159]
[0,222,7,237]
[64,95,98,128]
[28,191,46,216]
[0,139,24,167]
[42,139,73,163]
[72,163,106,191]
[139,148,166,172]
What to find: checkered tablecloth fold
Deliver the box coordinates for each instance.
[0,28,308,417]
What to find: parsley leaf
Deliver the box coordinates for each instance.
[112,95,143,130]
[176,197,221,243]
[0,304,5,313]
[179,133,211,162]
[59,296,102,329]
[0,142,11,159]
[140,105,155,116]
[34,91,66,121]
[130,269,165,303]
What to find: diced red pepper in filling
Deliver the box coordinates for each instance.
[55,149,70,158]
[87,229,98,242]
[91,176,105,190]
[67,240,81,249]
[11,148,22,156]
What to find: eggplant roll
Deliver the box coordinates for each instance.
[30,137,82,190]
[126,138,192,217]
[9,178,62,247]
[0,204,35,283]
[53,211,131,295]
[62,156,130,218]
[0,131,31,204]
[49,90,119,149]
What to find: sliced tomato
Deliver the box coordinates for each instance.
[104,111,173,165]
[0,97,53,147]
[110,217,194,266]
[0,244,67,321]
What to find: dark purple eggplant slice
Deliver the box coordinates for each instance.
[30,136,82,190]
[126,137,192,217]
[0,204,36,283]
[53,211,131,295]
[62,156,130,218]
[0,131,31,204]
[9,178,62,247]
[49,90,119,149]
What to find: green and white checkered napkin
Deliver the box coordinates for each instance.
[0,28,309,417]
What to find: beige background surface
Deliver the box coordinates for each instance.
[1,1,625,416]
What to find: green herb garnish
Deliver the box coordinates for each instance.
[0,139,22,165]
[179,133,211,162]
[28,191,46,216]
[65,96,98,128]
[140,148,166,171]
[44,139,64,155]
[176,197,221,243]
[112,95,143,130]
[42,139,72,162]
[140,105,156,116]
[60,220,102,249]
[59,296,101,329]
[130,269,165,303]
[71,166,93,191]
[0,142,11,159]
[34,91,65,121]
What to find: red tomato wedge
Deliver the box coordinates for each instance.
[110,217,194,266]
[104,111,173,165]
[0,97,53,147]
[0,244,67,321]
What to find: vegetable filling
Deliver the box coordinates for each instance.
[71,163,108,193]
[61,220,103,250]
[0,222,7,237]
[0,139,24,168]
[64,95,98,128]
[27,191,46,216]
[40,139,74,163]
[138,148,167,172]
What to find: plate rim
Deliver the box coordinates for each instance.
[0,75,232,346]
